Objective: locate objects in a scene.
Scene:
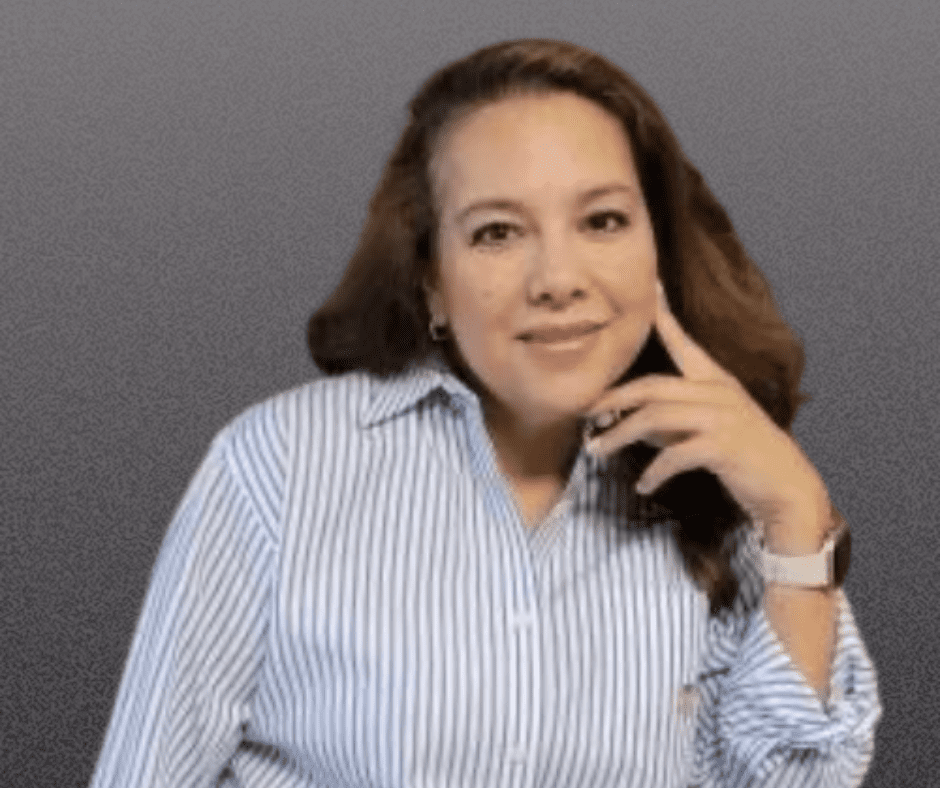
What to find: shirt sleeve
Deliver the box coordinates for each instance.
[692,526,883,788]
[88,428,276,788]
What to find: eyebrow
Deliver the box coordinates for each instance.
[453,182,637,225]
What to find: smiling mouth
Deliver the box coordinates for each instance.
[519,322,606,343]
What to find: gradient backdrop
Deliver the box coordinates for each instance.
[2,1,937,786]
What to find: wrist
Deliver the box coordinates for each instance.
[764,524,827,556]
[761,487,832,555]
[756,503,852,589]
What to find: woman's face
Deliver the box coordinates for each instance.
[427,91,659,432]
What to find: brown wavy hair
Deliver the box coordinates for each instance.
[308,38,808,614]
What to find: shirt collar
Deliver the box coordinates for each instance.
[358,351,482,429]
[356,355,664,525]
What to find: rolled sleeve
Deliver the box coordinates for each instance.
[695,530,882,787]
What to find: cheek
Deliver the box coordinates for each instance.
[638,286,658,320]
[447,282,520,371]
[609,279,658,357]
[446,269,515,331]
[614,269,657,316]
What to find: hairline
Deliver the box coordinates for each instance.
[426,84,645,269]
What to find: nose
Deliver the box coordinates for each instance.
[525,233,589,307]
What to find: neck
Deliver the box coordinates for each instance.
[482,402,583,484]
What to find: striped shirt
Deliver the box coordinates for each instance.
[90,358,882,788]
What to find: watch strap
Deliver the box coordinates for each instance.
[755,505,851,589]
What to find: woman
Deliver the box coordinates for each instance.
[90,39,881,787]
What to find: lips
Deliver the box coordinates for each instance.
[518,321,605,343]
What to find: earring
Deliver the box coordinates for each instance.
[429,317,448,342]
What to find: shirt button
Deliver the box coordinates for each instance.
[506,744,529,763]
[676,683,701,720]
[509,610,535,629]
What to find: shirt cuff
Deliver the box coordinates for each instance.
[715,588,882,780]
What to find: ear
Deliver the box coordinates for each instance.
[422,278,446,323]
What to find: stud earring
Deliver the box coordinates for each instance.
[429,317,448,342]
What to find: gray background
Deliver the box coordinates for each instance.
[1,0,937,785]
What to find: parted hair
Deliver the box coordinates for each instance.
[308,38,808,614]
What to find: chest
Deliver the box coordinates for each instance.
[246,414,711,786]
[257,491,709,787]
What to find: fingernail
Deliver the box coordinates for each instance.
[593,411,617,430]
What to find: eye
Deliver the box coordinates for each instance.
[470,222,519,247]
[584,210,629,233]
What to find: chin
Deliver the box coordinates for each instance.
[524,383,608,425]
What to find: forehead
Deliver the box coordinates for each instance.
[431,91,640,212]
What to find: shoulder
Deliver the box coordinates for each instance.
[215,371,374,449]
[203,362,468,495]
[202,366,459,532]
[189,373,373,521]
[209,367,444,470]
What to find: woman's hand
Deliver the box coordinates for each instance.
[585,282,831,554]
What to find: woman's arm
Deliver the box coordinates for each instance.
[761,490,840,701]
[690,527,881,788]
[584,282,881,783]
[764,582,839,701]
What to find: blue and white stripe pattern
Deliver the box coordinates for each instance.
[90,359,881,787]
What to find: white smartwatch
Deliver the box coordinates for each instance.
[755,506,852,589]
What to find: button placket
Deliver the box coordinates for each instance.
[505,599,539,782]
[502,540,541,788]
[459,398,555,786]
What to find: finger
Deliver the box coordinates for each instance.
[655,281,735,384]
[586,401,734,458]
[635,435,722,495]
[587,375,738,420]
